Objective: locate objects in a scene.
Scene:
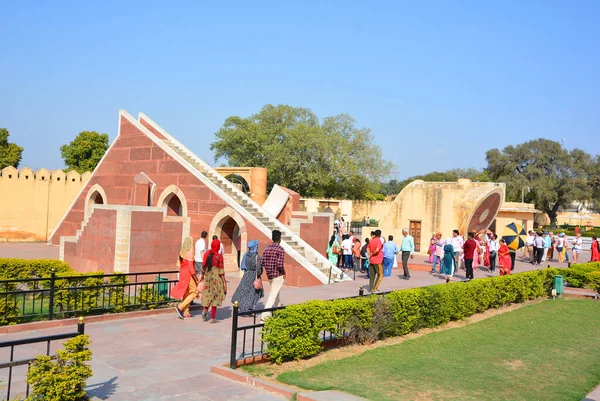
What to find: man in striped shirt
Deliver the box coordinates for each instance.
[261,230,286,321]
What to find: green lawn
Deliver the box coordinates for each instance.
[277,300,600,401]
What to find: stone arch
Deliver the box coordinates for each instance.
[209,207,248,271]
[84,184,107,219]
[156,185,188,217]
[224,174,250,194]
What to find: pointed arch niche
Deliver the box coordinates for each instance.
[84,184,108,220]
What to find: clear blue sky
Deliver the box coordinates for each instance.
[1,0,598,179]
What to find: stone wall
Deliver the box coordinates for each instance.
[0,167,91,242]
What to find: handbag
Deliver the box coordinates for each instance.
[253,255,263,290]
[332,245,340,255]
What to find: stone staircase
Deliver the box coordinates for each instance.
[157,136,349,284]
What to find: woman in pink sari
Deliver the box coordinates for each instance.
[428,234,436,263]
[497,239,512,275]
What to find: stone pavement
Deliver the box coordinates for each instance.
[0,244,592,400]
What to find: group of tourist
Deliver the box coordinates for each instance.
[171,229,286,322]
[327,228,415,293]
[521,231,585,265]
[429,230,513,282]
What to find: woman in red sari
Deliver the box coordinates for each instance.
[201,239,227,323]
[171,236,198,319]
[497,239,512,276]
[591,236,599,262]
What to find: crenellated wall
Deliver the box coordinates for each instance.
[0,167,91,242]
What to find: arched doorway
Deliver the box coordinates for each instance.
[165,193,183,217]
[224,174,250,195]
[209,207,247,273]
[157,185,188,218]
[84,184,108,219]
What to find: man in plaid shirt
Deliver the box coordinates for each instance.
[261,230,285,321]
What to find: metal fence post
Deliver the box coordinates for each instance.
[77,316,85,335]
[230,301,239,369]
[48,270,56,321]
[359,286,364,296]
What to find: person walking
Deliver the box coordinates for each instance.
[448,230,464,271]
[172,236,199,319]
[200,238,227,323]
[368,230,384,292]
[352,238,362,272]
[498,239,512,276]
[427,233,436,264]
[441,243,456,283]
[382,235,399,277]
[591,236,599,262]
[231,240,264,313]
[194,231,208,274]
[524,231,535,262]
[361,237,370,277]
[463,232,477,281]
[572,233,583,264]
[488,233,498,273]
[326,234,341,266]
[430,232,445,274]
[557,233,566,263]
[261,230,286,321]
[534,232,544,265]
[341,234,353,271]
[541,232,550,262]
[548,232,555,261]
[399,228,414,280]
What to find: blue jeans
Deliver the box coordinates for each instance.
[383,257,394,277]
[431,255,441,272]
[343,254,353,269]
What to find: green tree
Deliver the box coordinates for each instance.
[211,104,394,199]
[0,128,24,169]
[60,131,109,173]
[485,139,595,226]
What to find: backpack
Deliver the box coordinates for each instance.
[360,243,368,258]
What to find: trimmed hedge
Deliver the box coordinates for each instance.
[0,258,72,280]
[263,266,600,364]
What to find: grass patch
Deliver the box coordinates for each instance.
[277,300,600,401]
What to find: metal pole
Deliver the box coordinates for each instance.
[230,301,239,369]
[48,271,56,321]
[77,316,85,335]
[521,186,530,203]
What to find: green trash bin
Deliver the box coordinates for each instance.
[156,276,169,298]
[554,275,564,295]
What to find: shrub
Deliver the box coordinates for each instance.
[108,274,129,312]
[0,258,72,280]
[26,335,92,401]
[136,284,166,310]
[263,267,566,363]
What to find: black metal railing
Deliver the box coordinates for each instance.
[229,286,391,369]
[0,270,179,325]
[0,319,85,400]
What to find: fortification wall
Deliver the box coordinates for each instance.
[0,166,91,242]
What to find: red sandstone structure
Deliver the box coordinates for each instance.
[50,110,346,287]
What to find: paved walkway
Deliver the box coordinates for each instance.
[0,244,593,400]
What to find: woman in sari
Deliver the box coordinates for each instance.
[201,239,227,323]
[172,236,198,319]
[232,240,264,313]
[428,234,436,263]
[440,243,456,283]
[591,236,599,262]
[497,239,512,276]
[327,234,340,266]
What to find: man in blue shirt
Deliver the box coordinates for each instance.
[400,229,415,280]
[542,231,551,262]
[382,235,399,277]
